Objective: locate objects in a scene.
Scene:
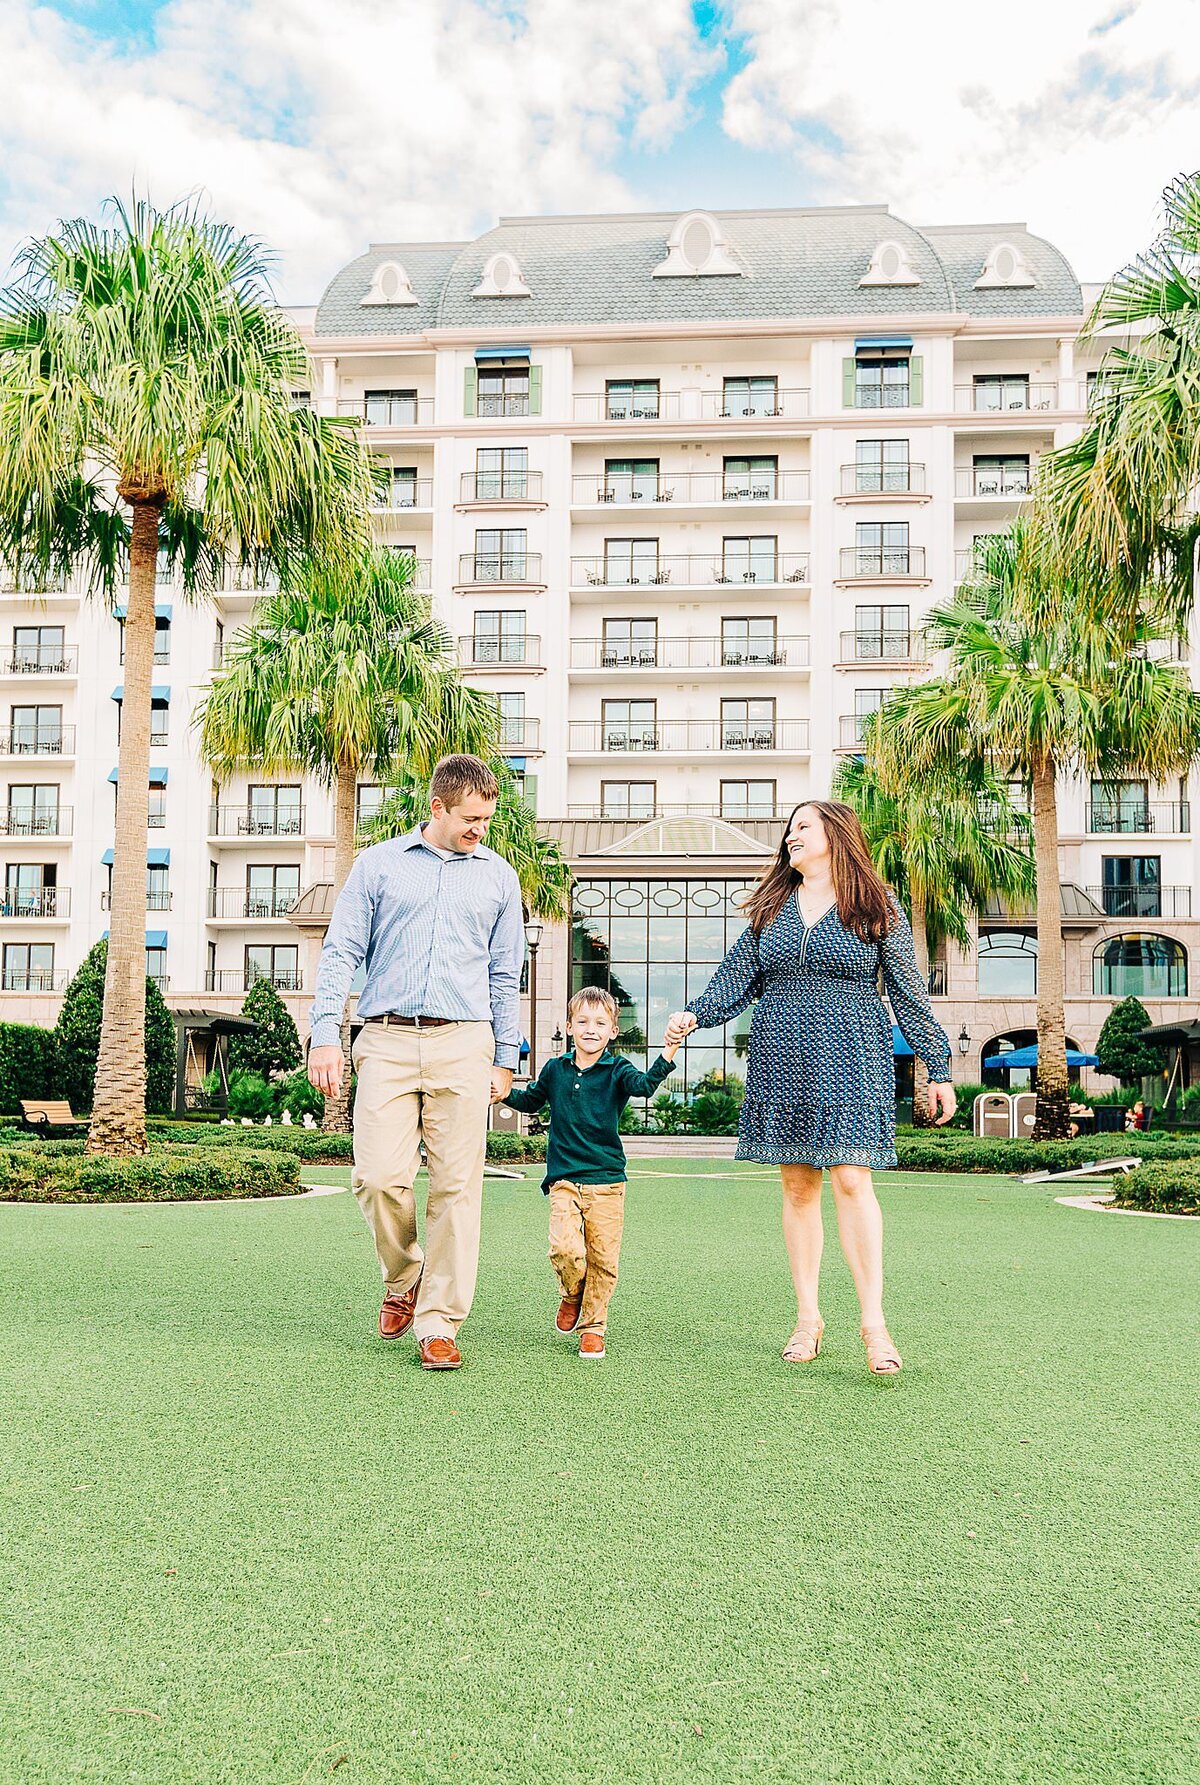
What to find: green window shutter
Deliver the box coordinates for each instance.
[464,366,477,417]
[908,356,923,406]
[521,773,538,813]
[527,366,542,416]
[842,357,857,408]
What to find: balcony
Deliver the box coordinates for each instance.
[456,553,543,587]
[698,389,810,420]
[850,384,913,410]
[0,727,74,757]
[1084,885,1193,919]
[498,718,541,753]
[101,890,173,911]
[337,396,434,427]
[569,720,810,755]
[0,807,72,837]
[838,630,926,663]
[208,888,300,919]
[928,963,948,996]
[0,647,79,676]
[0,970,68,992]
[208,805,305,838]
[567,801,791,822]
[572,470,810,507]
[838,465,928,498]
[570,636,810,672]
[955,467,1032,498]
[837,547,927,582]
[954,382,1058,414]
[372,477,433,512]
[839,714,880,748]
[206,968,303,993]
[458,636,543,670]
[0,888,70,918]
[571,552,810,589]
[1085,801,1191,835]
[573,391,683,423]
[475,392,531,419]
[0,567,67,594]
[459,471,544,505]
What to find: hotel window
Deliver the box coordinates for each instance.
[290,390,311,410]
[973,373,1030,413]
[246,943,300,991]
[605,379,660,420]
[146,864,170,910]
[247,864,300,918]
[854,522,910,576]
[247,784,302,834]
[7,785,59,836]
[855,440,910,493]
[3,941,54,991]
[385,466,419,508]
[978,931,1038,995]
[1093,934,1187,999]
[602,539,659,585]
[1101,857,1162,920]
[851,687,893,745]
[1089,778,1149,833]
[721,617,777,666]
[12,626,64,671]
[600,781,656,819]
[10,706,62,753]
[722,376,779,418]
[496,692,525,749]
[474,359,534,418]
[364,389,417,426]
[476,447,528,500]
[473,611,527,663]
[720,536,777,582]
[848,352,918,409]
[119,613,171,664]
[473,528,527,581]
[145,945,167,988]
[602,699,656,750]
[721,780,776,819]
[721,698,775,749]
[356,785,383,827]
[148,785,167,829]
[601,618,658,666]
[723,456,778,499]
[603,458,659,502]
[854,604,911,659]
[972,453,1030,494]
[4,862,55,916]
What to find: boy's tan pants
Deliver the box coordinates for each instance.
[350,1019,494,1342]
[547,1179,626,1336]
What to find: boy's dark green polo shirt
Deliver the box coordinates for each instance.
[504,1049,675,1193]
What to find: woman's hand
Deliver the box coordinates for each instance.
[665,1011,697,1046]
[929,1082,957,1126]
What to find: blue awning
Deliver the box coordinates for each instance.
[112,604,173,622]
[147,848,170,866]
[855,334,913,349]
[475,345,530,361]
[983,1045,1099,1069]
[111,686,170,702]
[505,756,527,771]
[108,766,168,785]
[145,931,168,950]
[892,1025,914,1057]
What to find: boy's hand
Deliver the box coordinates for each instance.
[665,1011,697,1046]
[660,1035,682,1063]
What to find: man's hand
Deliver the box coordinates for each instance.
[664,1011,697,1047]
[490,1066,514,1105]
[929,1082,957,1126]
[308,1044,344,1098]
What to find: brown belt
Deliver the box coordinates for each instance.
[365,1013,457,1029]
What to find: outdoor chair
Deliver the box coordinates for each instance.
[21,1098,85,1136]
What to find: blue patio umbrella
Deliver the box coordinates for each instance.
[982,1044,1099,1069]
[892,1026,914,1057]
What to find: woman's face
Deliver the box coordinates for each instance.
[785,804,830,874]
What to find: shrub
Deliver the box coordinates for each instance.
[0,1021,59,1113]
[226,1071,277,1119]
[145,1119,353,1159]
[1110,1163,1199,1216]
[1095,996,1166,1086]
[485,1132,547,1164]
[892,1129,1200,1175]
[277,1066,325,1124]
[688,1091,741,1135]
[0,1141,301,1202]
[694,1068,745,1110]
[52,940,176,1114]
[227,978,302,1079]
[648,1093,689,1134]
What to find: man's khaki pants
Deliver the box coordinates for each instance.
[351,1019,494,1342]
[548,1179,626,1336]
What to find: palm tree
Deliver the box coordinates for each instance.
[871,520,1200,1137]
[834,750,1034,1123]
[0,196,377,1156]
[198,545,502,1129]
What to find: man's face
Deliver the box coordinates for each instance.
[429,793,498,853]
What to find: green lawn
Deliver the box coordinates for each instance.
[1,1164,1197,1785]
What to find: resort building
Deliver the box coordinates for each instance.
[2,205,1195,1100]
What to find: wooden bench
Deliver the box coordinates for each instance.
[20,1098,85,1135]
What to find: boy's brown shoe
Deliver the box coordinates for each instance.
[379,1274,422,1340]
[578,1332,606,1359]
[418,1335,462,1370]
[556,1290,584,1333]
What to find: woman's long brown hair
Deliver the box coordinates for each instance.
[741,800,898,942]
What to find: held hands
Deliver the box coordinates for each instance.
[664,1011,697,1049]
[308,1044,344,1099]
[928,1082,957,1125]
[490,1066,514,1106]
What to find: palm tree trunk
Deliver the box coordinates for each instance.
[87,500,160,1155]
[321,757,359,1135]
[909,890,932,1127]
[1030,752,1070,1139]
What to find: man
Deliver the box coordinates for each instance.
[308,755,524,1371]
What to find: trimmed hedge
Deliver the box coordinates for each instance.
[486,1132,548,1163]
[0,1140,302,1203]
[1110,1163,1200,1217]
[893,1130,1200,1175]
[0,1022,59,1114]
[146,1120,354,1161]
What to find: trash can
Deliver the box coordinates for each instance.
[1095,1104,1127,1134]
[974,1092,1013,1138]
[1012,1092,1037,1136]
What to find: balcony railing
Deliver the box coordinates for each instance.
[0,888,70,918]
[850,384,913,410]
[372,477,433,511]
[837,547,926,580]
[573,470,811,506]
[955,467,1032,498]
[0,807,71,837]
[459,471,544,504]
[572,552,810,588]
[208,888,300,919]
[568,802,792,822]
[459,635,542,669]
[206,968,303,993]
[839,464,928,496]
[698,388,810,420]
[569,720,810,754]
[0,647,79,675]
[1085,801,1191,835]
[838,630,924,662]
[1084,885,1193,919]
[208,805,305,838]
[954,382,1058,413]
[839,714,880,748]
[570,636,810,671]
[338,396,435,427]
[476,392,531,418]
[498,718,541,751]
[101,890,172,911]
[573,391,683,423]
[928,963,948,996]
[0,970,68,992]
[0,568,67,594]
[457,553,543,585]
[0,727,74,756]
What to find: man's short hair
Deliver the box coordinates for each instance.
[430,755,500,810]
[567,986,620,1027]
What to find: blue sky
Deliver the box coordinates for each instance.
[1,0,1195,300]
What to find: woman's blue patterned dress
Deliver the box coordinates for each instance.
[685,893,952,1168]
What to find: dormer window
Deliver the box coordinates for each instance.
[974,242,1036,289]
[472,252,532,298]
[361,261,419,306]
[859,240,920,287]
[652,211,743,278]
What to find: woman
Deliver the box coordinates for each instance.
[666,801,955,1375]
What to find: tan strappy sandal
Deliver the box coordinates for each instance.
[782,1317,824,1363]
[861,1324,902,1375]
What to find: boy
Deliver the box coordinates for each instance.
[500,988,680,1359]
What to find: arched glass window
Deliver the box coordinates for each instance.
[978,930,1037,996]
[1093,933,1187,999]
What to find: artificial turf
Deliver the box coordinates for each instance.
[1,1164,1197,1785]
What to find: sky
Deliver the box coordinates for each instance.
[1,0,1197,304]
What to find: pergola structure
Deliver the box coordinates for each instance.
[171,1008,256,1117]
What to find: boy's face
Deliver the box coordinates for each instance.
[568,1003,620,1053]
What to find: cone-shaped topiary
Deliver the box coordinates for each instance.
[1096,996,1167,1087]
[53,940,176,1114]
[227,976,302,1080]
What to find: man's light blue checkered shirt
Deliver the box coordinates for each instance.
[309,825,525,1068]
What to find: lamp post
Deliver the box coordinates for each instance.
[524,918,544,1077]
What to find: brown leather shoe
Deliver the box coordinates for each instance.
[418,1335,462,1371]
[556,1290,584,1334]
[578,1332,605,1359]
[379,1274,422,1340]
